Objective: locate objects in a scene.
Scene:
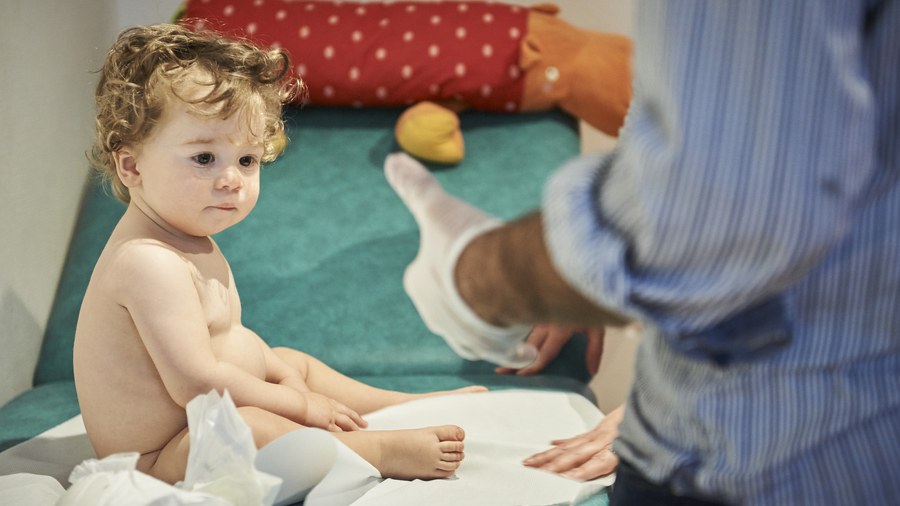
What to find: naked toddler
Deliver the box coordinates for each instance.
[73,24,484,486]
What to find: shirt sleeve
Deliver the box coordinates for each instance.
[543,0,877,336]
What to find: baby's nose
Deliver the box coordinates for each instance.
[217,165,243,190]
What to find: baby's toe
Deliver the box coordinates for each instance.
[439,440,465,454]
[437,460,462,473]
[435,425,465,442]
[441,450,465,462]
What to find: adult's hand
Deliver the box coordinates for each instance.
[385,152,629,367]
[495,324,606,376]
[524,404,624,480]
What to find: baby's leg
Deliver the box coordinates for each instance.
[273,347,486,415]
[144,406,465,483]
[143,406,302,485]
[243,410,467,480]
[141,426,190,485]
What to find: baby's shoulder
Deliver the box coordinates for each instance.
[96,237,195,290]
[111,236,189,268]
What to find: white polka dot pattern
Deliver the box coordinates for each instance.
[181,0,527,111]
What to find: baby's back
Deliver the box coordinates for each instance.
[73,233,192,461]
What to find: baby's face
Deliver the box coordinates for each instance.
[129,97,266,239]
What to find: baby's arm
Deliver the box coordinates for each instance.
[256,335,311,392]
[254,333,367,430]
[112,244,341,429]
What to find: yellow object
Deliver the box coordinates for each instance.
[392,4,631,165]
[394,102,465,165]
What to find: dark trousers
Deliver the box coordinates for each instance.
[609,460,730,506]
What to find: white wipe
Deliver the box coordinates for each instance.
[8,390,281,506]
[181,390,282,505]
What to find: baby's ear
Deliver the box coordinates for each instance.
[114,147,141,188]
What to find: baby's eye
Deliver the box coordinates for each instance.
[193,153,214,165]
[239,156,256,167]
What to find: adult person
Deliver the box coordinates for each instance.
[385,1,900,504]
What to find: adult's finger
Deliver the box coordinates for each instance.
[526,437,609,475]
[561,448,618,480]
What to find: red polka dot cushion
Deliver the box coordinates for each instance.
[180,0,528,112]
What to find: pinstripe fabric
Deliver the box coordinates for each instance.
[543,1,899,504]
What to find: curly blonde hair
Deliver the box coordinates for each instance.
[90,24,302,203]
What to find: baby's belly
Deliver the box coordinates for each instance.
[210,326,268,380]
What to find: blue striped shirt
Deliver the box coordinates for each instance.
[543,1,899,504]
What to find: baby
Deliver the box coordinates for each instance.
[73,24,484,486]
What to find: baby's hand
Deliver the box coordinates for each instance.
[301,392,368,432]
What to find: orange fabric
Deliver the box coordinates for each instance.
[520,8,632,136]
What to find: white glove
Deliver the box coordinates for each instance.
[385,153,538,368]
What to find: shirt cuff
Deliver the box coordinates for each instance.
[542,153,637,321]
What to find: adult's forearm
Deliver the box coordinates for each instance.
[455,212,631,329]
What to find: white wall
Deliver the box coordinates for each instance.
[0,0,181,409]
[0,0,113,409]
[0,0,634,411]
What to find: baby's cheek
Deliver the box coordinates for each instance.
[245,178,261,205]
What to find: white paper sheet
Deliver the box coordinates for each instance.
[0,389,614,506]
[0,473,65,506]
[0,415,96,487]
[349,389,614,506]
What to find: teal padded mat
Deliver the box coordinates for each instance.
[4,107,592,453]
[0,382,79,453]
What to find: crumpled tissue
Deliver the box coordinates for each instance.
[55,389,281,506]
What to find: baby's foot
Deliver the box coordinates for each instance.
[371,425,466,480]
